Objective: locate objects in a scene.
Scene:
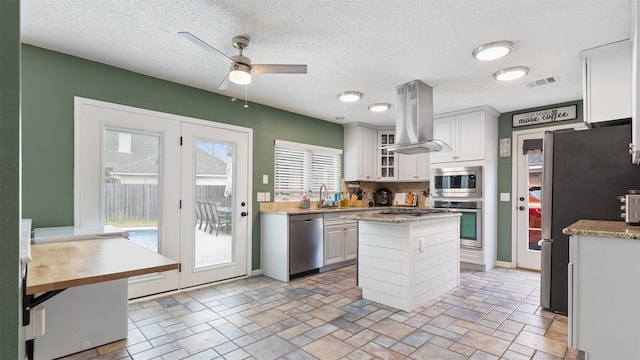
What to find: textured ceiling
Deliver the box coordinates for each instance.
[21,0,632,127]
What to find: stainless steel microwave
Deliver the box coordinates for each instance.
[432,166,482,198]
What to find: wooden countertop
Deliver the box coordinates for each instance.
[26,238,179,295]
[563,219,640,239]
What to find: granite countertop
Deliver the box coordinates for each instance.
[260,206,413,215]
[341,211,461,224]
[563,219,640,239]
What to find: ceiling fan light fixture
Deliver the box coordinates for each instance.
[472,41,514,61]
[368,103,391,112]
[338,91,363,102]
[229,63,252,85]
[493,66,530,81]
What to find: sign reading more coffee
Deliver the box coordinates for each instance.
[512,105,577,127]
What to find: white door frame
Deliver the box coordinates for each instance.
[74,97,253,296]
[510,122,586,269]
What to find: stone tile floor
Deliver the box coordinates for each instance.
[60,265,583,360]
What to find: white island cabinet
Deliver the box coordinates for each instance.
[565,220,640,360]
[346,212,460,312]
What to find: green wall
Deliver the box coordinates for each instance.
[496,99,583,262]
[0,0,22,358]
[21,44,344,270]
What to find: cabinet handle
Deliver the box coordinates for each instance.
[419,237,425,253]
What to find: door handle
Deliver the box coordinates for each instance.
[518,206,525,211]
[241,212,248,217]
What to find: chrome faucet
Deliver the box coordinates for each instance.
[318,184,327,207]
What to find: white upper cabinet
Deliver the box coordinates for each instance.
[630,1,640,164]
[343,123,377,181]
[582,40,632,125]
[431,110,487,163]
[398,153,430,181]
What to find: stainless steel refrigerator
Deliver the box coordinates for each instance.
[540,122,640,314]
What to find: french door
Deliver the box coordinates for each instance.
[75,97,251,298]
[514,132,543,270]
[513,122,586,270]
[179,123,249,287]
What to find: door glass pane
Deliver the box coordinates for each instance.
[104,129,160,253]
[527,153,543,251]
[193,139,234,268]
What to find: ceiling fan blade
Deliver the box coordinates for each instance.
[178,31,234,65]
[217,74,232,90]
[251,64,307,74]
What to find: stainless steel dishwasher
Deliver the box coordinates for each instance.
[289,214,323,276]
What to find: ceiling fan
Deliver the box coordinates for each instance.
[178,32,307,90]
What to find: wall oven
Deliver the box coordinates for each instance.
[432,166,482,198]
[432,200,482,249]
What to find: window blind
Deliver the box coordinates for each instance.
[274,140,342,198]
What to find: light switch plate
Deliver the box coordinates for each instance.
[262,175,268,184]
[265,192,270,201]
[500,193,510,202]
[257,192,266,202]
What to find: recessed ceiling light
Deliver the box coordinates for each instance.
[338,91,363,102]
[368,103,391,112]
[493,66,530,81]
[472,41,515,61]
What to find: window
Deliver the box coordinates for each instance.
[117,132,132,153]
[274,140,342,200]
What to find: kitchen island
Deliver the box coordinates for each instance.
[343,211,461,312]
[563,220,640,360]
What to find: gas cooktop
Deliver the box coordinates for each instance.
[378,208,449,216]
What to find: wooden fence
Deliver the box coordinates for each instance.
[104,183,229,222]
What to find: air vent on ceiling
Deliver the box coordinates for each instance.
[526,76,558,88]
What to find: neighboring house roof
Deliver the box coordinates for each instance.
[114,154,159,174]
[104,130,228,176]
[194,147,228,176]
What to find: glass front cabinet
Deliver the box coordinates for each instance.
[378,130,397,181]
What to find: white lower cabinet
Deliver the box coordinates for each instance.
[569,233,640,359]
[323,213,357,266]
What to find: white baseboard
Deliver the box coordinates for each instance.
[495,261,514,268]
[251,269,262,277]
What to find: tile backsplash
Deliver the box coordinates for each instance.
[344,181,430,207]
[259,181,431,211]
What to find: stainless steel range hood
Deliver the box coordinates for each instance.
[381,80,452,154]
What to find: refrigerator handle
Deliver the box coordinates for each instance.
[541,131,554,240]
[540,239,553,309]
